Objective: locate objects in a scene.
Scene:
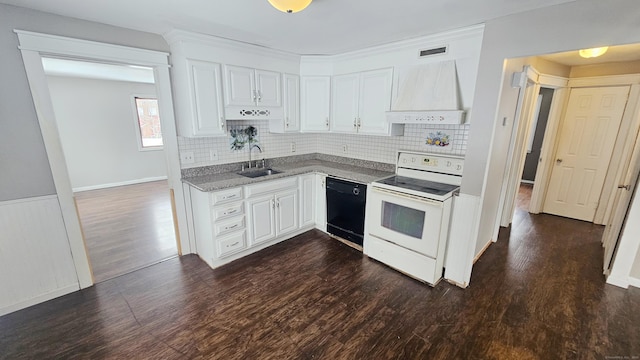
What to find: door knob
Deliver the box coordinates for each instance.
[556,158,563,164]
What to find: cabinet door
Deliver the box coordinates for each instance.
[358,68,393,134]
[225,65,256,106]
[276,190,298,235]
[187,60,226,136]
[301,76,331,132]
[283,73,300,132]
[331,74,359,133]
[315,173,327,231]
[256,70,282,107]
[299,174,315,228]
[247,195,276,245]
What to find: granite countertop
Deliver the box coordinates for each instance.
[182,155,395,192]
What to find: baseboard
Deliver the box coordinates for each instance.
[520,179,535,185]
[606,274,630,289]
[0,284,79,317]
[629,276,640,289]
[473,239,493,263]
[73,176,168,192]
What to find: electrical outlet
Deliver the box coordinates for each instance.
[291,142,296,153]
[180,151,195,164]
[210,150,219,161]
[342,144,348,153]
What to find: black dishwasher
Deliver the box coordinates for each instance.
[326,177,367,246]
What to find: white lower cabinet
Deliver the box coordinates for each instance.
[192,173,318,269]
[247,194,277,244]
[246,179,299,245]
[315,173,327,232]
[299,174,315,228]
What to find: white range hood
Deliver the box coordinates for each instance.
[387,60,466,124]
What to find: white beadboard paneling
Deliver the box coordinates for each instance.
[0,195,79,316]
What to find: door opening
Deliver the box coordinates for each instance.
[43,57,178,282]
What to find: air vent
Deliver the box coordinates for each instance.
[419,46,447,57]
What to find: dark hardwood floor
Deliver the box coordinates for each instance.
[1,186,639,359]
[74,181,178,283]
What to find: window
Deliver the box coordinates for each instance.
[133,97,163,149]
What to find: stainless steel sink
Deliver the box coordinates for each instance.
[237,168,282,178]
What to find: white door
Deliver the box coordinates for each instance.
[300,76,331,132]
[603,122,640,272]
[247,195,275,244]
[358,68,393,134]
[283,74,300,132]
[276,190,298,235]
[331,74,359,133]
[256,70,281,107]
[225,65,256,106]
[188,60,226,136]
[544,86,630,221]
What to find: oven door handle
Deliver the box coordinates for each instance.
[371,186,444,207]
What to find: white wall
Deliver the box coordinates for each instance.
[0,4,168,201]
[463,0,640,275]
[47,76,167,190]
[0,3,170,315]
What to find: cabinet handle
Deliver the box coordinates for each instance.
[276,201,280,208]
[227,241,240,248]
[222,194,237,200]
[353,118,357,129]
[224,209,238,215]
[226,224,239,230]
[357,117,361,128]
[257,90,262,102]
[220,117,225,129]
[252,90,257,102]
[325,117,329,128]
[272,199,275,209]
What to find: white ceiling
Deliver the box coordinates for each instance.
[539,43,640,66]
[1,0,579,55]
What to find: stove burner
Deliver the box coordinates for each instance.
[376,175,459,196]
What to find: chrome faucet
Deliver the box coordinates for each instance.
[248,144,262,168]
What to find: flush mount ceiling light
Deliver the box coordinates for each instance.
[579,47,609,58]
[268,0,312,13]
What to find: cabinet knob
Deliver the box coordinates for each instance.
[325,117,329,128]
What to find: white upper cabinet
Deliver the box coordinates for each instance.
[224,65,281,107]
[301,76,331,132]
[182,59,226,137]
[331,73,360,133]
[330,68,399,136]
[256,70,282,107]
[270,73,300,133]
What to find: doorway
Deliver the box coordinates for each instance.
[43,58,178,282]
[17,31,189,289]
[498,46,640,283]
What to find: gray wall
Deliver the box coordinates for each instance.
[522,87,554,182]
[0,3,169,201]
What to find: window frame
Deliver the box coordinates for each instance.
[131,94,164,151]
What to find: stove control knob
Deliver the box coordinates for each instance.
[446,161,452,167]
[456,165,462,170]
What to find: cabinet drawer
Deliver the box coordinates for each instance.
[211,187,243,205]
[217,230,247,258]
[245,177,298,198]
[213,202,244,222]
[214,216,245,236]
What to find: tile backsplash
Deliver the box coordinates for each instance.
[178,121,469,169]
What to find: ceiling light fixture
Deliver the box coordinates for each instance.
[268,0,312,13]
[579,47,609,58]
